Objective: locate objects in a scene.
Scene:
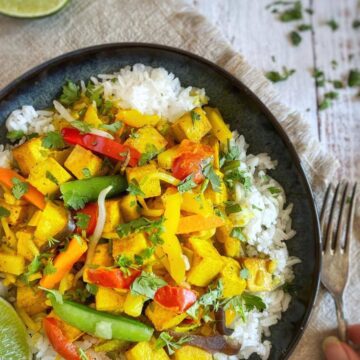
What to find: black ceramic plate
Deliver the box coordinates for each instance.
[0,43,320,359]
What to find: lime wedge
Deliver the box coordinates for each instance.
[0,0,68,18]
[0,297,31,360]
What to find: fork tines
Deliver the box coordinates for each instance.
[320,182,357,253]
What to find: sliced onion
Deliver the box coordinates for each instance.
[89,128,114,140]
[53,100,74,123]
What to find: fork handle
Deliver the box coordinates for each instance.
[334,295,347,343]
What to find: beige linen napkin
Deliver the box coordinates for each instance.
[0,0,359,359]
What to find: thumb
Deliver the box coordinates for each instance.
[323,336,360,360]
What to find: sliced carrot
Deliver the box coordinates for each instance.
[0,168,45,209]
[40,237,88,289]
[176,214,225,234]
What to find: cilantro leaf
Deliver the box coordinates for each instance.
[134,247,155,265]
[62,190,88,210]
[332,80,344,89]
[11,178,28,199]
[313,69,325,87]
[39,287,63,304]
[265,67,295,83]
[42,131,65,149]
[240,268,250,279]
[127,179,145,197]
[348,69,360,87]
[116,255,134,275]
[86,283,98,295]
[353,19,360,29]
[230,227,247,242]
[225,201,242,214]
[46,171,59,185]
[297,24,312,31]
[100,121,122,133]
[85,82,103,108]
[71,120,91,133]
[155,332,192,355]
[59,80,80,106]
[279,1,302,22]
[326,19,339,31]
[131,271,167,299]
[75,213,90,230]
[43,259,57,275]
[139,144,159,166]
[202,163,221,192]
[290,31,302,46]
[268,186,282,195]
[177,174,197,193]
[6,130,25,142]
[190,110,201,124]
[0,206,10,218]
[242,293,266,312]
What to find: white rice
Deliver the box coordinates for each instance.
[0,65,299,360]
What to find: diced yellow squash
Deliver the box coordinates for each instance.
[64,144,103,179]
[34,201,69,248]
[126,164,161,199]
[216,223,243,258]
[125,340,170,360]
[119,194,140,222]
[16,287,48,315]
[225,308,236,327]
[28,158,72,195]
[186,238,224,287]
[48,312,83,341]
[124,126,167,154]
[174,345,212,360]
[117,109,160,128]
[16,228,39,261]
[242,258,274,292]
[171,108,212,143]
[181,192,213,216]
[204,106,232,144]
[0,253,25,275]
[0,217,17,249]
[84,104,102,127]
[95,287,126,313]
[220,258,246,298]
[124,292,147,317]
[204,172,227,206]
[112,232,148,260]
[0,200,28,226]
[145,301,187,331]
[157,145,179,169]
[92,243,113,267]
[103,198,122,233]
[12,137,51,176]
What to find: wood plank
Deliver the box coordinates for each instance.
[187,0,319,137]
[312,0,360,181]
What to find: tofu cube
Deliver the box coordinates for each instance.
[124,126,167,155]
[220,258,246,298]
[0,200,28,226]
[16,287,48,315]
[216,223,244,258]
[12,137,51,176]
[92,243,113,267]
[0,253,25,275]
[28,158,72,195]
[64,145,103,179]
[171,108,212,143]
[103,199,122,233]
[112,232,148,260]
[119,194,140,221]
[145,301,187,331]
[34,201,69,248]
[16,228,39,261]
[126,164,161,198]
[123,293,147,317]
[187,238,224,287]
[125,340,170,360]
[174,345,212,360]
[243,258,274,292]
[95,286,126,313]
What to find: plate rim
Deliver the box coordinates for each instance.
[0,42,321,359]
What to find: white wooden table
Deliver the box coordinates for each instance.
[188,0,360,183]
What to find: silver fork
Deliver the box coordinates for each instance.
[320,182,357,343]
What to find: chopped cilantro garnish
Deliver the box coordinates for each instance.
[155,332,192,355]
[43,259,57,275]
[71,120,91,133]
[75,213,90,230]
[240,268,250,279]
[131,271,167,299]
[6,130,25,142]
[100,121,122,133]
[313,69,325,87]
[279,1,302,22]
[85,82,103,108]
[290,31,302,46]
[202,163,221,192]
[332,80,344,89]
[62,190,88,210]
[46,171,59,185]
[348,69,360,87]
[134,247,155,265]
[225,201,242,214]
[116,255,134,275]
[127,179,145,197]
[42,131,65,149]
[86,283,98,295]
[268,186,282,195]
[230,227,247,242]
[297,24,312,31]
[190,110,201,124]
[0,206,10,218]
[326,19,339,31]
[177,174,197,193]
[265,67,295,83]
[59,80,80,106]
[11,177,28,199]
[353,19,360,29]
[39,287,63,304]
[139,144,159,166]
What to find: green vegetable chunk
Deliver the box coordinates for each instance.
[60,175,127,210]
[49,295,153,342]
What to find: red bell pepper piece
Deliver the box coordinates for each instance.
[172,140,213,184]
[75,202,98,236]
[61,128,140,167]
[43,317,83,360]
[154,285,197,313]
[86,268,141,289]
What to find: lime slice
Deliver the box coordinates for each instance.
[0,297,31,360]
[0,0,68,18]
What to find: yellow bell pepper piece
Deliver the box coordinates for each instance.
[204,106,232,144]
[84,104,102,127]
[117,109,160,128]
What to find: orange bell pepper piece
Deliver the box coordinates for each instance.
[176,214,225,234]
[40,236,88,289]
[0,168,45,210]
